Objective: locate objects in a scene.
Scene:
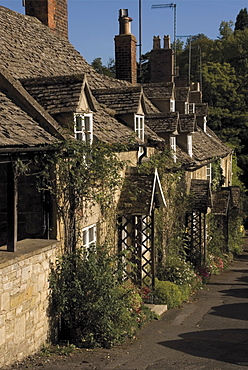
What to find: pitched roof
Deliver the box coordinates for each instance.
[0,6,128,90]
[176,86,189,101]
[0,68,64,151]
[179,114,197,133]
[145,112,179,134]
[189,179,212,213]
[92,86,144,115]
[192,126,232,163]
[21,74,95,115]
[0,91,58,149]
[195,103,208,116]
[212,189,230,216]
[118,168,166,215]
[142,82,174,100]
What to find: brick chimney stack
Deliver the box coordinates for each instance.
[25,0,68,39]
[150,35,174,83]
[114,9,137,85]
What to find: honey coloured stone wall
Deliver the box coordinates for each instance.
[0,239,61,367]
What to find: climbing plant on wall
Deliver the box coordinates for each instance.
[35,139,125,252]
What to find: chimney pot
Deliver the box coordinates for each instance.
[119,9,132,34]
[164,35,171,49]
[153,36,161,50]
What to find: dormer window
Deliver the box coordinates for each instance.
[170,99,175,112]
[203,116,207,132]
[187,134,193,157]
[74,113,93,144]
[170,136,177,162]
[185,103,195,114]
[189,103,195,114]
[135,114,144,157]
[185,103,189,114]
[135,115,144,141]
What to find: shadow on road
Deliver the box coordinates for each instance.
[158,328,248,366]
[210,302,248,320]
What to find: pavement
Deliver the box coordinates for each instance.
[5,235,248,370]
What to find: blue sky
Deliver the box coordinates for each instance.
[1,0,248,65]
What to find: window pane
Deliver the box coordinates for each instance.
[88,226,95,243]
[85,116,91,132]
[76,116,82,131]
[76,133,82,140]
[83,230,87,246]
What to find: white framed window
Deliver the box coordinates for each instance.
[135,114,145,158]
[170,99,175,112]
[170,136,177,162]
[188,103,195,114]
[135,114,144,142]
[74,113,93,144]
[203,116,207,132]
[187,134,193,157]
[82,224,97,248]
[206,163,212,183]
[185,103,189,114]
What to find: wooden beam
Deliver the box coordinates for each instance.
[7,163,18,252]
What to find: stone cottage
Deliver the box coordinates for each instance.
[0,0,237,366]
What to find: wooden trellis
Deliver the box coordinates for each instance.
[118,213,155,288]
[185,211,206,267]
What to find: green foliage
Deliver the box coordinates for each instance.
[40,343,76,357]
[207,215,226,256]
[35,139,125,251]
[211,159,225,191]
[157,255,197,286]
[91,57,115,77]
[49,246,153,348]
[235,8,248,31]
[154,279,183,308]
[218,21,234,39]
[228,210,244,255]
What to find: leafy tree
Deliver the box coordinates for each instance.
[91,57,115,77]
[235,8,248,31]
[218,21,234,39]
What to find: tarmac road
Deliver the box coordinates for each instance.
[7,237,248,370]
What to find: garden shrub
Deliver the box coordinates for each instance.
[157,255,197,286]
[49,246,152,348]
[154,279,183,308]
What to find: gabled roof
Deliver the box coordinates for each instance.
[179,114,197,133]
[192,126,232,163]
[189,179,212,213]
[92,86,146,115]
[212,190,230,216]
[145,112,179,134]
[142,82,174,100]
[0,90,59,149]
[21,74,96,115]
[0,68,65,151]
[175,86,189,101]
[195,103,208,116]
[118,168,166,215]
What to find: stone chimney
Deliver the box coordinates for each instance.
[150,35,174,83]
[25,0,68,39]
[114,9,137,85]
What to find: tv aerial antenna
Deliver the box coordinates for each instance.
[152,3,177,75]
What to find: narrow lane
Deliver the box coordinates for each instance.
[8,239,248,370]
[102,239,248,369]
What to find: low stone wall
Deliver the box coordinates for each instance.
[0,239,62,367]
